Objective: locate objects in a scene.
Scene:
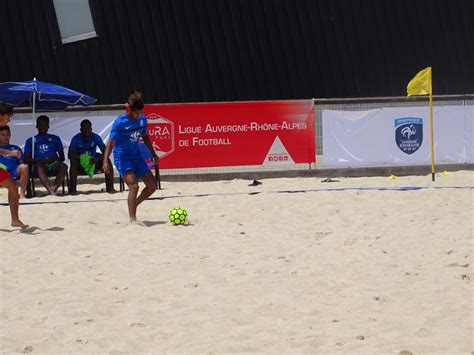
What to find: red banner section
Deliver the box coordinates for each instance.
[143,100,315,169]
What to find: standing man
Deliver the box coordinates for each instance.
[0,125,29,198]
[68,119,114,194]
[102,92,158,222]
[24,115,68,195]
[0,102,27,229]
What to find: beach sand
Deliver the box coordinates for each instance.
[1,171,473,354]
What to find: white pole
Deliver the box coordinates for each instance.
[32,78,36,160]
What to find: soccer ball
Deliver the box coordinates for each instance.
[169,207,187,225]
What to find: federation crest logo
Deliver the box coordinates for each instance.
[395,117,423,155]
[147,113,175,158]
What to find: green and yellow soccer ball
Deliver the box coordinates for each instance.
[169,207,188,225]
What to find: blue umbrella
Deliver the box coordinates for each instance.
[0,78,96,110]
[0,78,97,158]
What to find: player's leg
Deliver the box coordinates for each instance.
[134,159,156,207]
[123,171,139,222]
[136,171,157,207]
[51,162,68,192]
[69,158,80,194]
[17,164,29,198]
[0,172,27,229]
[36,164,55,195]
[101,157,115,193]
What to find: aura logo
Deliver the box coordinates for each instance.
[147,113,175,158]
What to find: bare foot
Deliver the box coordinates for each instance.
[11,219,28,229]
[129,220,145,227]
[20,193,26,199]
[130,216,137,223]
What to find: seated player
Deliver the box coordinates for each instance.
[0,102,27,229]
[68,119,114,194]
[24,115,68,195]
[0,125,29,198]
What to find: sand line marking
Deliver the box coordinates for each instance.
[1,185,472,207]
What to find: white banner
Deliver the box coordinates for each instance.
[322,105,474,167]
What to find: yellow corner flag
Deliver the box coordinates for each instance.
[407,67,432,96]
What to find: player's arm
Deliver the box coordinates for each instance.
[103,119,121,173]
[102,139,115,174]
[18,148,25,164]
[141,133,159,164]
[56,138,65,162]
[0,148,21,158]
[23,151,38,164]
[68,147,80,160]
[24,152,53,165]
[57,150,65,162]
[93,136,106,164]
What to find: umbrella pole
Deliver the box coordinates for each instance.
[32,78,36,160]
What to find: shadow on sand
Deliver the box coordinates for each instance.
[142,220,167,227]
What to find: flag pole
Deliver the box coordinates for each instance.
[406,66,434,181]
[429,72,435,181]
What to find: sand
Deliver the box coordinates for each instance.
[1,171,473,354]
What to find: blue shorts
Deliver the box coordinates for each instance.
[9,170,18,180]
[7,167,18,180]
[114,156,150,180]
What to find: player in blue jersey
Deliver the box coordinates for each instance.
[102,92,158,222]
[68,119,115,194]
[0,102,27,229]
[0,125,29,198]
[24,115,68,195]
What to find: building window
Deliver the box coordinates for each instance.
[53,0,97,44]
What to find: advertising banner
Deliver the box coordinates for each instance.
[322,105,474,167]
[143,100,315,169]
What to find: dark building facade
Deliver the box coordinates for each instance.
[1,0,473,105]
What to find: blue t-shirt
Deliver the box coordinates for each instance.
[109,113,147,159]
[70,132,105,157]
[24,134,64,159]
[0,144,23,175]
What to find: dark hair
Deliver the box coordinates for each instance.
[0,102,13,116]
[128,91,144,111]
[80,119,92,128]
[0,125,10,132]
[37,115,49,124]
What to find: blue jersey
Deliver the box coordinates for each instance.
[24,134,64,159]
[0,144,23,175]
[70,132,105,157]
[109,113,147,159]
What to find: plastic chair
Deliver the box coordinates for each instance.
[29,166,69,197]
